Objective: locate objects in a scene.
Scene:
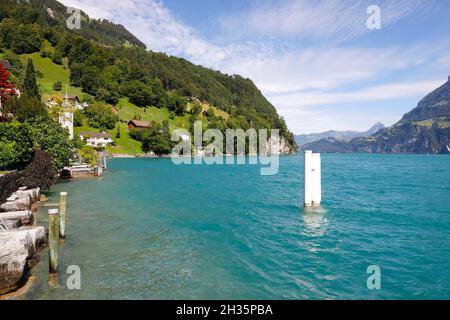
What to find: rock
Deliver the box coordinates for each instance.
[0,227,45,295]
[18,187,27,191]
[0,211,33,228]
[0,195,32,212]
[0,220,21,230]
[16,188,40,203]
[31,201,40,214]
[6,195,18,202]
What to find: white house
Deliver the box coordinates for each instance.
[48,94,88,110]
[79,132,113,147]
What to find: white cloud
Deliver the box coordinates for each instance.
[219,0,429,42]
[58,0,448,134]
[272,79,444,107]
[60,0,233,67]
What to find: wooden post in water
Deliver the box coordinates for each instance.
[59,192,67,239]
[103,153,107,170]
[48,209,59,274]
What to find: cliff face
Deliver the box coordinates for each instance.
[303,76,450,154]
[352,123,450,154]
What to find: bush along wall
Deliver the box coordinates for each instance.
[0,170,20,204]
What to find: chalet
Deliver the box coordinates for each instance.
[0,59,11,70]
[128,120,150,130]
[47,94,88,110]
[79,132,113,147]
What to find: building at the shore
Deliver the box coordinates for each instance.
[79,132,113,147]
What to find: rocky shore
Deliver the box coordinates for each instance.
[0,172,46,296]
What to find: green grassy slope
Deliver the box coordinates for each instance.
[10,44,234,155]
[21,46,86,98]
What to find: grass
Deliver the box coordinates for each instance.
[5,44,232,155]
[74,121,143,155]
[10,41,89,99]
[21,52,85,99]
[116,98,192,131]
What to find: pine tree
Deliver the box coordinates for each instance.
[21,59,41,100]
[116,125,121,139]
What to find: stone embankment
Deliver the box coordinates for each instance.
[0,172,46,296]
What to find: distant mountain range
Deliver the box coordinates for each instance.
[303,76,450,154]
[295,122,385,146]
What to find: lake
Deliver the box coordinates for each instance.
[23,154,450,299]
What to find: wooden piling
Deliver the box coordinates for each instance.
[48,209,59,274]
[103,153,107,170]
[59,192,67,239]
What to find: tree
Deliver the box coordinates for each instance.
[11,24,43,54]
[123,80,154,107]
[73,110,84,127]
[26,116,75,170]
[2,96,47,122]
[21,59,41,100]
[0,64,16,106]
[167,92,187,116]
[116,125,121,139]
[0,122,34,170]
[190,102,202,116]
[144,131,173,156]
[53,81,62,91]
[52,50,63,65]
[84,102,119,130]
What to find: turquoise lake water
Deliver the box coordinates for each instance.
[23,154,450,300]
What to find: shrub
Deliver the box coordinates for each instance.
[52,51,63,65]
[79,146,98,167]
[19,149,56,190]
[53,81,62,91]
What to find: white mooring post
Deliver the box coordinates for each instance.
[304,151,322,208]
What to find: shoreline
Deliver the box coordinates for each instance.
[0,170,99,298]
[0,182,46,297]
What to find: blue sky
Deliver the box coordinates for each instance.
[60,0,450,134]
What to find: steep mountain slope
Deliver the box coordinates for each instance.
[0,0,297,151]
[304,77,450,154]
[0,0,146,48]
[295,122,384,146]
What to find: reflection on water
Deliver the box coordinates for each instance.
[302,207,328,237]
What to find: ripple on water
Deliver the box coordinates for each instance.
[23,155,450,299]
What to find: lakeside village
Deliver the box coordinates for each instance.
[0,58,176,296]
[0,56,290,296]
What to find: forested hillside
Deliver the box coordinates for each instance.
[0,0,296,151]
